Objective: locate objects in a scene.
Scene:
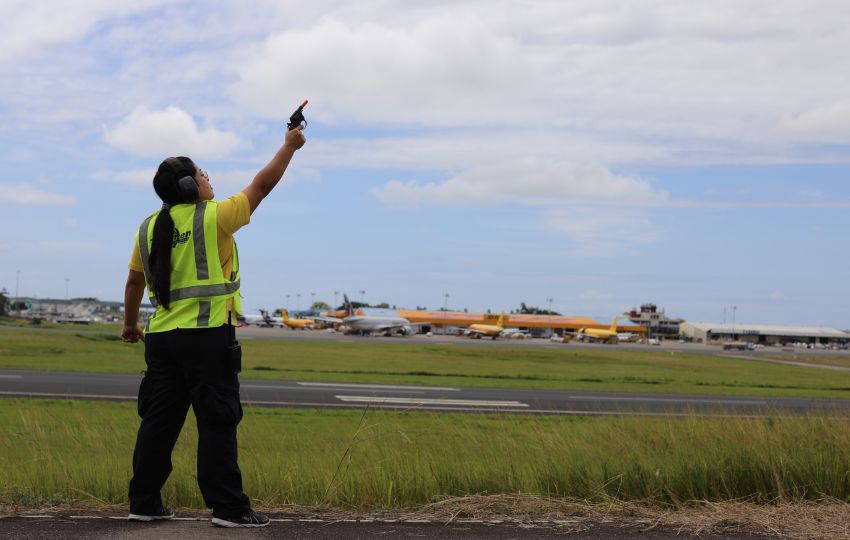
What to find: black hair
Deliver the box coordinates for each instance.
[149,156,197,310]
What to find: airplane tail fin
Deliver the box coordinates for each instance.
[281,308,289,321]
[610,316,619,333]
[344,294,353,316]
[497,312,506,329]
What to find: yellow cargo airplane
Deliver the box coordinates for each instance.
[574,317,620,344]
[280,308,315,330]
[465,313,507,339]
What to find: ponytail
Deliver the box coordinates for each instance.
[149,207,175,309]
[149,156,197,310]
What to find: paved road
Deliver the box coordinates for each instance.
[0,514,766,539]
[1,369,848,417]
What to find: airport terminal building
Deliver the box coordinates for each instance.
[7,297,128,324]
[680,322,850,347]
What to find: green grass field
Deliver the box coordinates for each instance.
[0,318,122,332]
[0,327,849,398]
[1,399,848,509]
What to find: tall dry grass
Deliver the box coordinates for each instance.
[1,400,848,508]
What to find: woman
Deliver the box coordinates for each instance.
[121,126,305,528]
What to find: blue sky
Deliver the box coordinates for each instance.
[1,1,849,327]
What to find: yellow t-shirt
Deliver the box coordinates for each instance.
[129,192,251,319]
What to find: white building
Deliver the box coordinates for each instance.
[680,322,850,346]
[8,297,135,324]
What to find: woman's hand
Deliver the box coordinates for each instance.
[284,125,306,151]
[122,325,145,343]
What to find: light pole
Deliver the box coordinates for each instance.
[15,269,20,315]
[546,297,554,337]
[442,293,450,335]
[546,297,553,313]
[65,278,70,301]
[359,290,365,304]
[296,293,301,312]
[333,291,339,310]
[310,291,315,311]
[286,294,290,311]
[731,305,737,339]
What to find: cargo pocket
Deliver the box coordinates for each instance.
[196,384,243,426]
[136,373,149,419]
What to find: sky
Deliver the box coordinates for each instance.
[1,0,849,327]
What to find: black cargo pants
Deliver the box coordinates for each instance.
[128,324,250,516]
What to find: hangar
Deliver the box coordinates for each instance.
[680,322,850,347]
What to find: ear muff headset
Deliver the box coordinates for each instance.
[163,157,200,203]
[175,175,200,202]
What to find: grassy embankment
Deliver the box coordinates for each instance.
[1,399,848,509]
[0,327,849,398]
[0,318,121,332]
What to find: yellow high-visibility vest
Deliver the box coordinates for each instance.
[136,201,242,332]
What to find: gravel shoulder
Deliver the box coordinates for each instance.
[2,499,847,539]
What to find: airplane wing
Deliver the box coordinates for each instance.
[309,316,345,324]
[369,321,422,335]
[373,322,422,331]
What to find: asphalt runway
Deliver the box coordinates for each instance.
[1,369,848,417]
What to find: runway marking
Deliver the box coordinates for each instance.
[0,391,134,400]
[242,383,425,395]
[335,395,529,408]
[299,382,460,392]
[568,395,769,405]
[0,375,23,379]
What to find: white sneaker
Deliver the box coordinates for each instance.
[128,506,175,521]
[212,510,271,528]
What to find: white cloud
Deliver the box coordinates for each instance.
[227,1,850,150]
[63,218,78,228]
[0,184,77,206]
[103,107,244,159]
[545,207,660,257]
[231,15,531,126]
[303,133,670,171]
[0,0,167,62]
[92,168,155,187]
[4,1,850,167]
[373,161,665,208]
[779,100,850,144]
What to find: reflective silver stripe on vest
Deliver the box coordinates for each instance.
[197,300,211,327]
[149,279,241,307]
[193,201,209,280]
[138,215,155,288]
